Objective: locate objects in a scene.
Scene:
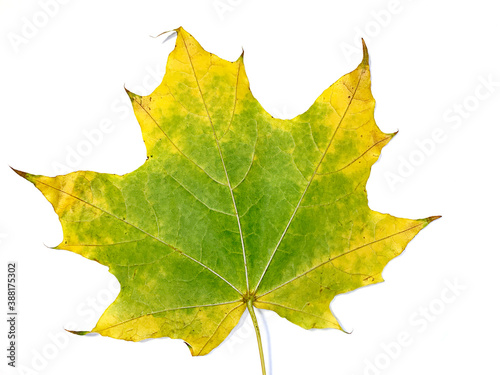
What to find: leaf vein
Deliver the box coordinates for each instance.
[254,66,368,293]
[256,222,424,298]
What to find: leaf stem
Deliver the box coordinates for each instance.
[246,300,266,375]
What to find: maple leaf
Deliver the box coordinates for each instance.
[13,27,438,373]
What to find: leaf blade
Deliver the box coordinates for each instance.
[14,28,438,358]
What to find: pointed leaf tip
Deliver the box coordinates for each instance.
[426,215,442,223]
[184,341,196,356]
[361,39,369,67]
[10,167,27,179]
[124,87,140,101]
[388,130,399,138]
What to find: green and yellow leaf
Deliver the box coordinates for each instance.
[14,27,437,358]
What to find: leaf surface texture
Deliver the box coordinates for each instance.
[16,28,436,356]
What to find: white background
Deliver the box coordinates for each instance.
[1,0,499,374]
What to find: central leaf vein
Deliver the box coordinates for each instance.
[179,32,250,293]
